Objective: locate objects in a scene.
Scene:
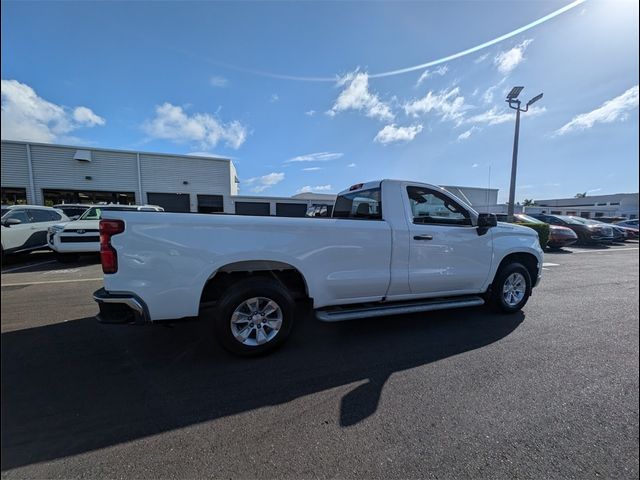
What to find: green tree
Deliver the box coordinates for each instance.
[523,199,535,206]
[575,192,587,198]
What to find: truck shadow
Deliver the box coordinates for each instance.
[1,308,523,471]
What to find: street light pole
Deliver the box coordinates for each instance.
[507,104,521,222]
[505,87,543,223]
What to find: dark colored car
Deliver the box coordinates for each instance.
[496,213,578,250]
[568,217,629,243]
[529,214,614,245]
[615,219,639,229]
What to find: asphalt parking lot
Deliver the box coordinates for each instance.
[1,244,639,479]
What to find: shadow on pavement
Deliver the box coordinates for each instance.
[1,253,99,274]
[1,307,523,471]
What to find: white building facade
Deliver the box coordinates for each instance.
[1,140,238,213]
[523,193,639,219]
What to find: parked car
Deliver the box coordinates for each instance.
[93,179,543,356]
[529,213,614,245]
[1,205,69,257]
[48,204,164,262]
[567,217,627,243]
[615,219,639,229]
[53,203,91,220]
[496,213,578,250]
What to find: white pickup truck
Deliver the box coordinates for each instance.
[94,180,543,355]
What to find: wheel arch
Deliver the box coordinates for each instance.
[493,251,540,288]
[199,260,310,308]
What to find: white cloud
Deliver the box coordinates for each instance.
[328,70,394,121]
[482,77,508,104]
[305,110,316,116]
[1,79,105,142]
[286,152,344,163]
[474,53,490,64]
[347,163,357,168]
[457,126,480,141]
[73,106,105,126]
[296,184,333,193]
[302,167,322,171]
[554,85,639,136]
[472,163,479,168]
[467,105,546,126]
[404,87,468,124]
[209,75,229,87]
[244,172,285,193]
[374,124,423,145]
[142,102,247,150]
[494,39,533,74]
[270,94,280,103]
[415,65,449,87]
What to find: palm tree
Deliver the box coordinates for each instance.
[575,192,587,198]
[523,199,535,206]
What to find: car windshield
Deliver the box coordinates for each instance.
[515,214,544,224]
[1,208,9,218]
[555,215,588,225]
[79,206,136,220]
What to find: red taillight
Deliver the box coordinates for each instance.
[99,219,125,274]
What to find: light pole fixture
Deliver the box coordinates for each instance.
[505,87,543,222]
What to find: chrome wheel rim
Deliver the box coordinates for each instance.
[502,272,526,307]
[230,297,283,346]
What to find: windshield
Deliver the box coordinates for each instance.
[1,208,9,218]
[515,214,544,224]
[79,206,137,220]
[556,215,588,225]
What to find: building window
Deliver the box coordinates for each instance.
[551,210,562,215]
[580,212,591,218]
[595,212,604,217]
[1,187,27,205]
[43,189,135,206]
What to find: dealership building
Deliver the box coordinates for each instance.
[523,194,639,219]
[1,140,339,215]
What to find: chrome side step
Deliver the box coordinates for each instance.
[315,295,485,322]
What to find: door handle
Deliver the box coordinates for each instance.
[413,234,433,240]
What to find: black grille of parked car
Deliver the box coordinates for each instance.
[60,236,99,243]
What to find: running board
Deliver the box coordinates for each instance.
[315,295,485,322]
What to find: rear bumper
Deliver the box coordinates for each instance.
[93,287,150,324]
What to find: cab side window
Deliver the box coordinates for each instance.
[407,186,471,226]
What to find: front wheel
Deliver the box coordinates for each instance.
[489,263,532,313]
[212,277,295,356]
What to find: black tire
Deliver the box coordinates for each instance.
[56,253,79,263]
[212,277,295,356]
[488,262,532,313]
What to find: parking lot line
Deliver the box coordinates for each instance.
[1,278,103,287]
[570,247,639,254]
[1,260,57,274]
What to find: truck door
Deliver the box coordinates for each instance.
[405,185,493,295]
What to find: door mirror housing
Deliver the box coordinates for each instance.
[3,217,22,227]
[477,213,498,228]
[476,213,497,235]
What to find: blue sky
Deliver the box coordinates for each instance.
[1,0,638,201]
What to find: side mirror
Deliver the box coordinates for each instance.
[477,213,498,228]
[476,213,497,236]
[3,218,22,227]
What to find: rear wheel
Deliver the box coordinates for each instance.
[211,277,295,356]
[489,263,532,313]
